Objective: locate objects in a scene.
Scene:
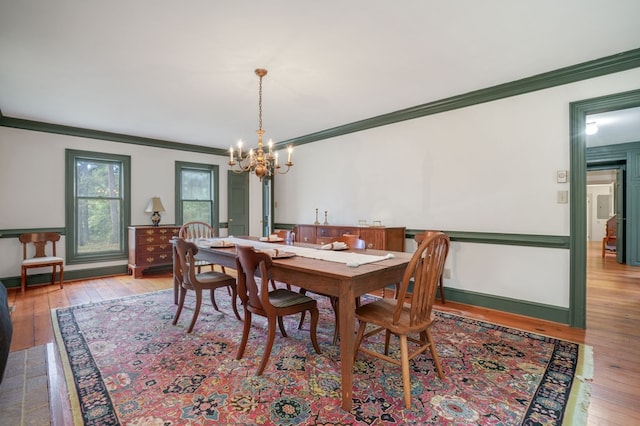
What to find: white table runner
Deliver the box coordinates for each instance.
[225,237,394,267]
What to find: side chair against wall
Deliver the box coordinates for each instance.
[173,238,241,333]
[19,232,64,293]
[354,232,450,409]
[235,245,321,375]
[179,221,225,274]
[602,215,617,258]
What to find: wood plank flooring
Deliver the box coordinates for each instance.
[5,242,639,425]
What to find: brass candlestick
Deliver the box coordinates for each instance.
[314,208,320,225]
[324,211,329,225]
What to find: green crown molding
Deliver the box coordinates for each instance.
[279,48,640,148]
[0,115,228,156]
[1,48,639,153]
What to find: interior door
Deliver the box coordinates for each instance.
[616,167,625,263]
[227,171,249,236]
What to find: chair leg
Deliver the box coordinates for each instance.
[426,328,445,379]
[438,276,445,303]
[399,335,412,409]
[384,329,392,355]
[236,311,252,360]
[309,306,321,354]
[210,288,220,312]
[230,285,242,321]
[257,316,278,375]
[173,287,187,325]
[353,320,367,362]
[21,267,26,293]
[51,266,56,285]
[330,297,339,345]
[297,289,308,329]
[277,316,288,337]
[59,265,64,289]
[187,289,203,333]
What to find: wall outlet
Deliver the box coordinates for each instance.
[443,268,451,279]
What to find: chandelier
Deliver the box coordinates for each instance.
[229,68,293,180]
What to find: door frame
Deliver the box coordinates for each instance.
[569,88,640,328]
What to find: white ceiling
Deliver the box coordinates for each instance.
[1,1,640,150]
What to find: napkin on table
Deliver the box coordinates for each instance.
[320,241,348,250]
[260,248,280,257]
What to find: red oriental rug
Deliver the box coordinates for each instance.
[52,289,592,425]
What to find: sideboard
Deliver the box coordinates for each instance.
[128,225,180,278]
[294,224,406,251]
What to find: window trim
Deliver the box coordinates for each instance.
[65,149,131,264]
[175,161,219,234]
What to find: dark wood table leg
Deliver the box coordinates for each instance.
[339,282,356,411]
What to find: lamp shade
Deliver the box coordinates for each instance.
[145,197,166,213]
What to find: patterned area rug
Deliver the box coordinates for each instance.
[51,289,592,425]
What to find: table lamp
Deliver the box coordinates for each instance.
[145,197,166,227]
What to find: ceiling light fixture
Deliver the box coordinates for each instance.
[586,121,598,135]
[229,68,293,181]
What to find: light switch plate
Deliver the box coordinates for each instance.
[557,190,569,203]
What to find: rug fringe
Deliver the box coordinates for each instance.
[563,344,593,425]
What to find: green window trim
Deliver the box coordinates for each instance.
[175,161,220,234]
[65,149,131,264]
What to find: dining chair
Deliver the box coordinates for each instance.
[413,231,446,303]
[19,232,64,293]
[602,215,617,258]
[173,238,241,333]
[235,245,321,375]
[179,221,226,274]
[354,231,450,409]
[336,234,366,249]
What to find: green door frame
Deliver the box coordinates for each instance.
[569,88,640,328]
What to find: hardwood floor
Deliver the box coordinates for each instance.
[5,242,639,425]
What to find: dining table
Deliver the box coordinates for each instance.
[172,236,412,411]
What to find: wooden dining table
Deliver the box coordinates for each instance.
[172,237,412,411]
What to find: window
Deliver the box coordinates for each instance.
[175,162,219,230]
[66,150,130,264]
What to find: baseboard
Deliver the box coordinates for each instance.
[444,287,570,324]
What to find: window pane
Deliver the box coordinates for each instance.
[76,199,122,253]
[76,160,121,197]
[182,201,212,223]
[181,170,211,200]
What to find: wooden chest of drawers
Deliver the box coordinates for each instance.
[128,225,180,278]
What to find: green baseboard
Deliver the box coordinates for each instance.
[444,287,570,324]
[1,265,129,289]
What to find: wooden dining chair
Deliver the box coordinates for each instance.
[179,221,226,274]
[173,238,241,333]
[336,234,366,249]
[354,231,450,409]
[602,215,617,258]
[235,245,321,375]
[414,231,446,303]
[19,232,64,293]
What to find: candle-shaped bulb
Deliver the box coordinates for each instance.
[287,145,293,163]
[237,140,243,158]
[274,151,279,166]
[268,139,273,156]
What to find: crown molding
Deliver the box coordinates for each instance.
[2,48,639,152]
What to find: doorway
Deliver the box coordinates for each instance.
[569,89,640,328]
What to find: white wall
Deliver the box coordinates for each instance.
[0,127,230,277]
[275,67,640,309]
